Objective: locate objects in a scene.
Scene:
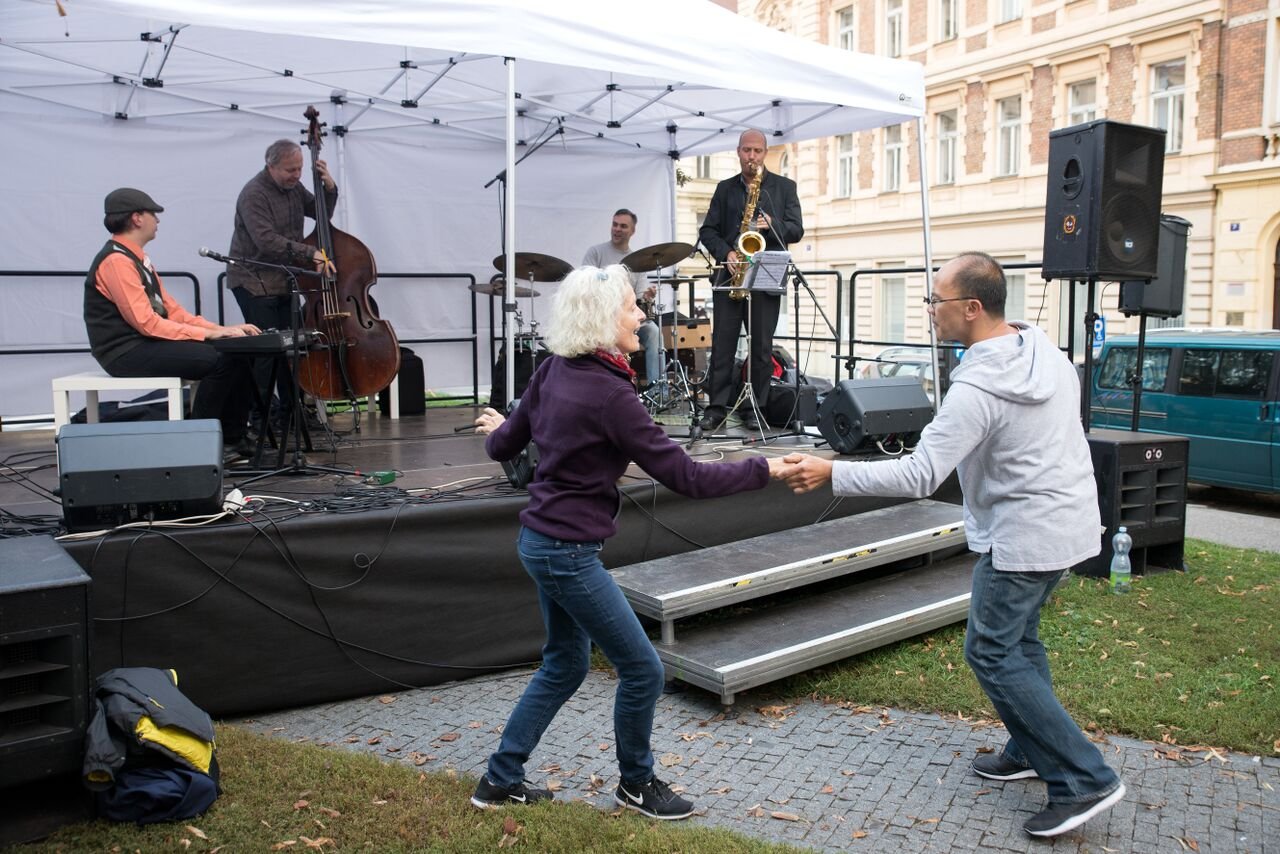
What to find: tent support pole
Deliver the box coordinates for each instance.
[504,57,517,408]
[916,116,940,413]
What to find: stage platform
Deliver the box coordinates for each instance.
[0,406,960,717]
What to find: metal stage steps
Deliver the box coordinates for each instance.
[610,499,972,705]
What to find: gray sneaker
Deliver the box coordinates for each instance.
[971,752,1039,781]
[1024,782,1126,837]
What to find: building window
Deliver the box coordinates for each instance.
[835,134,855,197]
[1067,80,1097,126]
[884,125,904,191]
[998,0,1022,24]
[936,110,957,185]
[886,0,903,58]
[880,276,906,342]
[1005,272,1026,320]
[938,0,958,41]
[996,95,1021,176]
[695,155,712,179]
[837,6,855,51]
[778,151,791,181]
[1152,61,1186,153]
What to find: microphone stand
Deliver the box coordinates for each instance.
[213,255,352,486]
[745,262,836,448]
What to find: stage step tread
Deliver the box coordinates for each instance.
[611,499,964,620]
[657,552,974,705]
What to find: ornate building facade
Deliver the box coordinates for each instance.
[678,0,1280,375]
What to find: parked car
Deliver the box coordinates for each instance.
[1090,328,1280,492]
[857,346,937,397]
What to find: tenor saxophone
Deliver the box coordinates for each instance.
[728,163,765,300]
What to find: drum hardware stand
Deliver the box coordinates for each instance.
[219,258,354,486]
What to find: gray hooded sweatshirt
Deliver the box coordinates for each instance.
[831,322,1101,572]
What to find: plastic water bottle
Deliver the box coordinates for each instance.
[1109,527,1132,594]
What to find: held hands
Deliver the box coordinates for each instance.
[474,406,506,435]
[772,453,834,494]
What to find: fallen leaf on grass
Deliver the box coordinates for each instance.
[293,800,309,810]
[185,825,208,840]
[179,840,191,850]
[502,816,521,835]
[371,798,387,805]
[299,836,333,849]
[270,843,297,851]
[318,807,340,818]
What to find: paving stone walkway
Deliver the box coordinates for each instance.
[237,668,1277,853]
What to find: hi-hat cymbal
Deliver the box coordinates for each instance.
[470,280,540,298]
[621,242,694,274]
[491,252,572,282]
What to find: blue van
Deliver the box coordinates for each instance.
[1090,329,1280,492]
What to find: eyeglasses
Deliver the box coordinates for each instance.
[922,295,979,307]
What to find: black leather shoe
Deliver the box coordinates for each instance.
[698,410,725,431]
[738,410,761,431]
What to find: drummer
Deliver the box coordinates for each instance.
[582,209,665,396]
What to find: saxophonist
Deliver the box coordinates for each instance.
[698,129,804,431]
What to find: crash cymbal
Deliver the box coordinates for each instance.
[470,280,540,298]
[621,242,694,274]
[491,252,572,282]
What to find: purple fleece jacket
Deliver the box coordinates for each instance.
[486,353,770,542]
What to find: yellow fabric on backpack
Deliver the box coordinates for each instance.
[134,715,214,774]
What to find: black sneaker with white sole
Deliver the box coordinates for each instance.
[470,776,553,810]
[613,776,695,820]
[971,752,1040,781]
[1024,782,1126,837]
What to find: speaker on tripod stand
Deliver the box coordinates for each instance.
[1042,119,1166,282]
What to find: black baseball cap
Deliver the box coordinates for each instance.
[104,187,164,215]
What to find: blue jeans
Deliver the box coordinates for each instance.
[963,554,1121,804]
[637,321,664,386]
[486,527,665,788]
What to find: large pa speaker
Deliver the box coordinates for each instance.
[1075,429,1188,577]
[1042,119,1166,281]
[817,377,934,454]
[56,419,223,532]
[1120,214,1191,318]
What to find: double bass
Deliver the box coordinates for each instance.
[296,105,400,400]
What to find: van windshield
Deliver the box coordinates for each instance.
[1098,347,1170,392]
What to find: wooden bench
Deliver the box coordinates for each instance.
[51,371,191,429]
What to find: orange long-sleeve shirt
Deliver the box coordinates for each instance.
[94,236,218,341]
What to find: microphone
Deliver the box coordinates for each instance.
[198,247,236,265]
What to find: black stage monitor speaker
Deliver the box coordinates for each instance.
[1042,119,1166,281]
[0,536,91,790]
[56,419,223,532]
[1120,214,1191,318]
[817,377,934,455]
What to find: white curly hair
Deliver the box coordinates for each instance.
[543,265,633,357]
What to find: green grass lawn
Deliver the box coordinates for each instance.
[781,540,1279,756]
[25,540,1277,851]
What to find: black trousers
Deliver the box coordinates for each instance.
[231,288,295,417]
[105,340,252,443]
[706,287,780,413]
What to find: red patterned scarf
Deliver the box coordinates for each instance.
[593,348,636,380]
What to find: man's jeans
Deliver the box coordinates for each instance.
[486,527,665,788]
[638,321,664,386]
[963,554,1121,804]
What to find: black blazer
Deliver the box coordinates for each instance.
[698,169,804,285]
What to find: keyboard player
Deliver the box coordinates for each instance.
[85,188,261,463]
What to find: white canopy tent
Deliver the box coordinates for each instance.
[0,0,929,418]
